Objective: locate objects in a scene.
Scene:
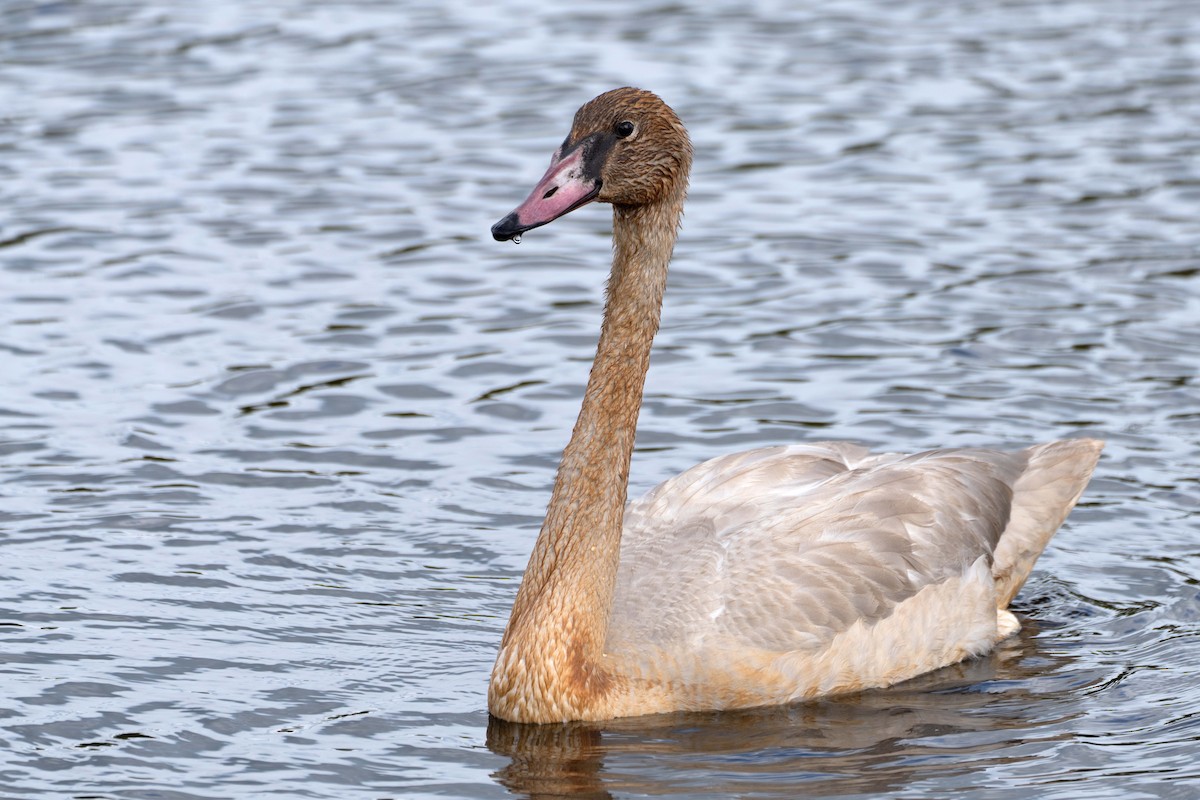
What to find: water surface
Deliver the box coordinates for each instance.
[2,0,1199,798]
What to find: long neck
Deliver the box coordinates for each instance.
[491,193,683,720]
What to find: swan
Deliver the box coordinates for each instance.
[487,87,1102,724]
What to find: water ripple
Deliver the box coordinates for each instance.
[2,0,1199,797]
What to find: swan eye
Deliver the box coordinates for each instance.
[615,120,635,138]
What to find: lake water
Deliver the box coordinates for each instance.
[3,0,1199,797]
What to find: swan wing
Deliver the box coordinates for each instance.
[607,440,1100,662]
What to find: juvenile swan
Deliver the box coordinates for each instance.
[488,88,1102,724]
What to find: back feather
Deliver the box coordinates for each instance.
[606,440,1101,660]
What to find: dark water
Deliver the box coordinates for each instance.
[2,0,1199,797]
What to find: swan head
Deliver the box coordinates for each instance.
[492,87,692,242]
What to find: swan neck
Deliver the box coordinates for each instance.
[490,194,682,721]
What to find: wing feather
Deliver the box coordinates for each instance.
[605,441,1087,661]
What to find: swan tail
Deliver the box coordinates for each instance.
[992,438,1103,609]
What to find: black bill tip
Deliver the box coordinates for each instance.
[491,212,524,242]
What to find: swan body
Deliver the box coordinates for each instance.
[488,88,1102,724]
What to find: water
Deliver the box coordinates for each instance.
[2,0,1199,797]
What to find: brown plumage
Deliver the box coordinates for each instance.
[488,88,1102,724]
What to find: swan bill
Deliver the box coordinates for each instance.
[492,141,601,241]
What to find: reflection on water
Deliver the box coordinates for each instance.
[3,0,1199,797]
